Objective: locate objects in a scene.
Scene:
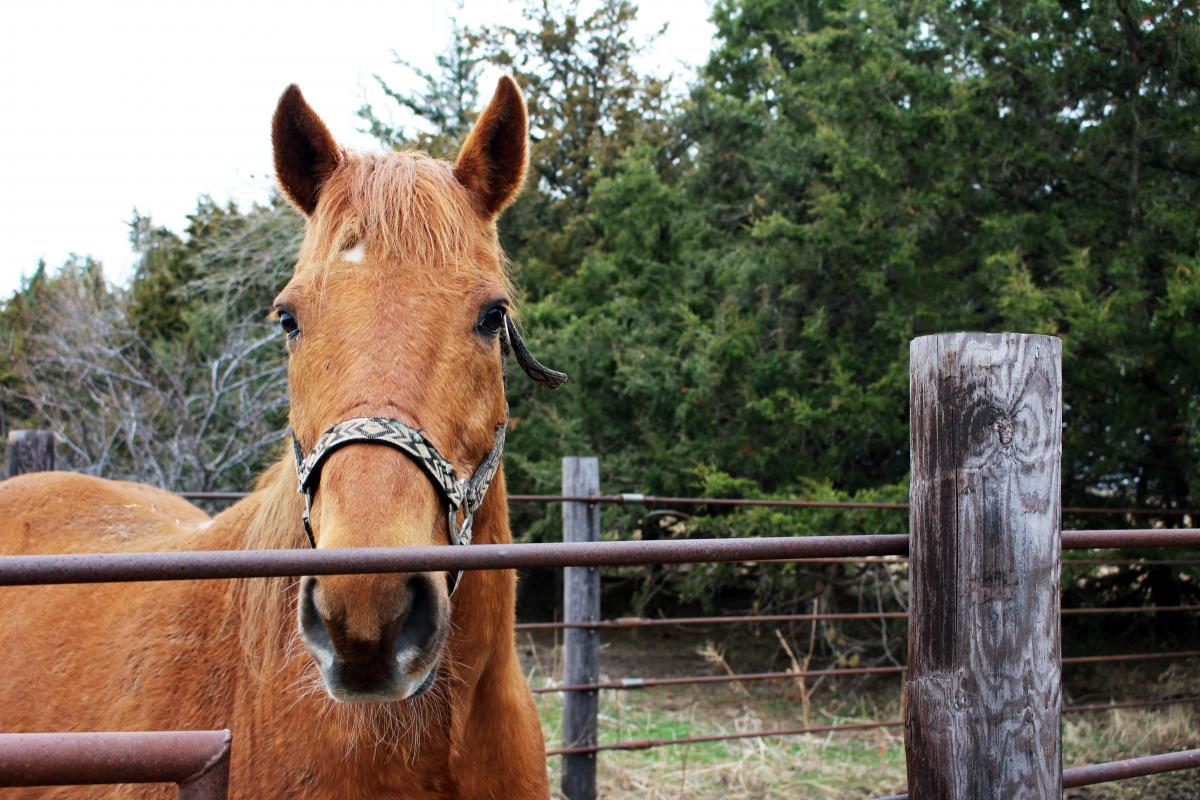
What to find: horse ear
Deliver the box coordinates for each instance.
[272,85,342,217]
[454,76,528,218]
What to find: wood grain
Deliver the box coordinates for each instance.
[7,430,56,477]
[906,333,1063,798]
[561,456,600,800]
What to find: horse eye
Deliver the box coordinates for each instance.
[279,311,300,339]
[477,305,505,336]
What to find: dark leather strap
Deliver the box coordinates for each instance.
[505,316,567,388]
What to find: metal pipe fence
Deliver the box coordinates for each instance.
[0,730,231,799]
[780,557,1200,566]
[516,604,1200,632]
[546,696,1200,757]
[531,650,1200,694]
[0,535,908,586]
[546,719,905,756]
[0,530,1196,587]
[876,746,1200,799]
[7,331,1199,799]
[178,489,1197,517]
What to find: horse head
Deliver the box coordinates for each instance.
[270,77,549,703]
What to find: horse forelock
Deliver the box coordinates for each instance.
[299,151,510,285]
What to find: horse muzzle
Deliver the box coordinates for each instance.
[297,573,449,703]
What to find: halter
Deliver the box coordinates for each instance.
[290,315,566,595]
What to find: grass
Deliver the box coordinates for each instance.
[537,690,907,798]
[519,632,1200,799]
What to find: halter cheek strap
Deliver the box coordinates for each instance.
[289,315,562,596]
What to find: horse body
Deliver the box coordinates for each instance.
[0,467,545,798]
[0,76,549,798]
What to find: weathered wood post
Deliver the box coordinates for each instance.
[561,456,600,800]
[906,333,1062,797]
[7,430,55,477]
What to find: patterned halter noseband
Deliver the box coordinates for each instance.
[290,315,566,595]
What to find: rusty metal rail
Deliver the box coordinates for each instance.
[0,530,1197,586]
[516,605,1200,632]
[1061,747,1200,789]
[0,535,908,585]
[548,696,1200,757]
[0,730,231,799]
[786,556,1200,566]
[533,664,908,693]
[875,746,1200,799]
[531,651,1200,694]
[179,489,1196,517]
[516,611,909,630]
[546,719,905,756]
[1063,529,1200,549]
[1064,558,1200,566]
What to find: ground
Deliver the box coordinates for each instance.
[515,625,1200,799]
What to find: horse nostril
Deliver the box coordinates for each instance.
[296,572,449,701]
[388,574,440,661]
[298,576,335,662]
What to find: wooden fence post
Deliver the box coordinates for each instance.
[561,456,600,800]
[7,430,55,477]
[906,333,1063,797]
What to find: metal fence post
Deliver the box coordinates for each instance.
[7,430,55,477]
[561,456,600,800]
[906,333,1063,797]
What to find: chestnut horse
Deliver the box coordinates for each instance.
[0,77,551,798]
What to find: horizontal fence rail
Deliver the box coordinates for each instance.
[547,696,1200,757]
[531,650,1200,694]
[178,489,1197,517]
[516,605,1200,632]
[875,747,1200,799]
[517,611,909,630]
[533,664,910,693]
[545,719,905,756]
[1060,747,1200,789]
[0,535,906,585]
[2,530,1196,587]
[1062,530,1200,549]
[0,731,231,800]
[783,557,1200,566]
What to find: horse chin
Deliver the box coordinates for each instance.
[315,658,440,705]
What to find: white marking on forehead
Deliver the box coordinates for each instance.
[340,242,366,263]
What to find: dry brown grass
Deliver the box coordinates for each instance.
[522,631,1200,799]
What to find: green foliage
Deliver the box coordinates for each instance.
[368,0,681,296]
[359,17,486,154]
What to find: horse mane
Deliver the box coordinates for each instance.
[228,456,307,678]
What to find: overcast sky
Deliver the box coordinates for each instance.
[0,0,714,297]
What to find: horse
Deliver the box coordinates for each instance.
[0,76,554,798]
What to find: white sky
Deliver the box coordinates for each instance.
[0,0,714,297]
